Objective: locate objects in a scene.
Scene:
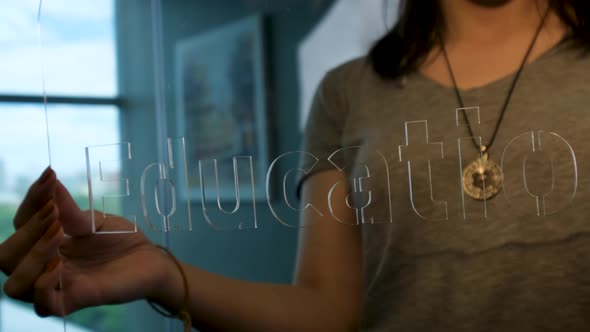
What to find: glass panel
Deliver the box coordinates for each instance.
[0,104,126,331]
[0,0,117,96]
[1,1,397,331]
[3,1,588,332]
[0,104,120,215]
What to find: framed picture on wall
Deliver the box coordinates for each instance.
[175,14,269,202]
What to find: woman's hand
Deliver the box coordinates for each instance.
[0,168,172,317]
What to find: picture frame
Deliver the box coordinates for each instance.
[175,15,269,202]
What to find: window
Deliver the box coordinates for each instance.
[0,1,124,331]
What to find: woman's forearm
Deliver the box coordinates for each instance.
[152,260,358,332]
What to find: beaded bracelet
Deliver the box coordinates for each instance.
[148,245,192,332]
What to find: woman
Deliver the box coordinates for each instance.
[2,0,590,330]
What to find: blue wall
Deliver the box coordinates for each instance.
[115,1,333,331]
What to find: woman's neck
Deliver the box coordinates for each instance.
[419,0,567,89]
[440,0,552,45]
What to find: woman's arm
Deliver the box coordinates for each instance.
[1,169,361,331]
[152,169,362,331]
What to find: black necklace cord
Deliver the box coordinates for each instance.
[439,4,552,154]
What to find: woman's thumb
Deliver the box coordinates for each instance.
[55,180,94,236]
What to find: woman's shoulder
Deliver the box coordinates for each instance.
[322,56,393,95]
[327,56,370,75]
[539,36,590,71]
[524,38,590,90]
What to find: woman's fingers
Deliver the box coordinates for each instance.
[13,167,57,229]
[34,257,64,317]
[0,200,58,275]
[55,180,97,236]
[2,218,63,301]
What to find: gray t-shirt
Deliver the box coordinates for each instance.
[299,39,590,331]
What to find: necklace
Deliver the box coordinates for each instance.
[440,7,551,200]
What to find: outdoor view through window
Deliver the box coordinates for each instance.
[0,0,121,331]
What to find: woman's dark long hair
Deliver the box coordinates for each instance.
[369,0,590,79]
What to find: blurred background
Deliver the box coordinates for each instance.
[0,0,395,331]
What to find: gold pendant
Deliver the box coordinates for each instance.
[462,153,503,200]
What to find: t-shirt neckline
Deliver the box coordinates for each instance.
[413,35,572,95]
